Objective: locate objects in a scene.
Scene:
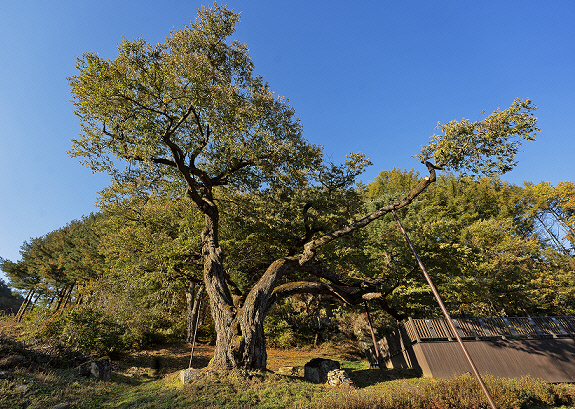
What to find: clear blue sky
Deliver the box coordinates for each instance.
[1,1,574,284]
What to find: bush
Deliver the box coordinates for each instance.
[19,308,65,340]
[60,306,124,355]
[264,298,324,348]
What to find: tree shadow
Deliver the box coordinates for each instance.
[348,367,420,388]
[113,343,213,377]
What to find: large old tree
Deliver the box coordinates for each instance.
[69,5,539,370]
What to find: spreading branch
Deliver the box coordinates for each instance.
[300,161,440,264]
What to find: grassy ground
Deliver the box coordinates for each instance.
[1,321,574,408]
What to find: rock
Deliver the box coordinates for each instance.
[326,369,355,387]
[304,358,340,384]
[180,368,200,384]
[277,366,302,376]
[52,403,71,409]
[76,357,111,381]
[91,358,111,381]
[77,362,91,377]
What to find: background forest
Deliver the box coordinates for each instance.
[2,171,573,355]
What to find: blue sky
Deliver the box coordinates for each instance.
[1,1,574,284]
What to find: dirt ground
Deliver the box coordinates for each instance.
[112,340,363,376]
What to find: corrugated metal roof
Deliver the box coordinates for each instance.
[366,316,575,382]
[402,316,575,342]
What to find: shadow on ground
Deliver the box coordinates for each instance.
[349,367,420,388]
[114,343,213,378]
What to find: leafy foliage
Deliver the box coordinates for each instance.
[4,3,563,369]
[68,4,322,196]
[417,98,539,177]
[60,305,125,355]
[363,170,575,318]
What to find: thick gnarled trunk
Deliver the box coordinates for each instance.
[205,254,298,370]
[234,258,300,369]
[201,208,239,370]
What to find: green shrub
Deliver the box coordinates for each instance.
[264,298,318,348]
[60,306,124,355]
[19,307,65,340]
[120,326,156,350]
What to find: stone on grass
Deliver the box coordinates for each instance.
[303,358,340,383]
[14,384,30,393]
[326,369,355,387]
[76,357,111,381]
[180,368,200,384]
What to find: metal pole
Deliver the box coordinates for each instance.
[188,295,203,369]
[392,209,497,409]
[364,301,386,373]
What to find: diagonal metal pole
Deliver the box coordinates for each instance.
[364,301,386,373]
[392,209,497,409]
[188,295,203,369]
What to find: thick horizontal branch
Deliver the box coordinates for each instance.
[269,282,352,306]
[300,161,440,264]
[267,280,386,314]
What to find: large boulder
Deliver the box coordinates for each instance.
[76,357,111,381]
[303,358,340,383]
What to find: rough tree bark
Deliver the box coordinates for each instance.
[15,289,34,322]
